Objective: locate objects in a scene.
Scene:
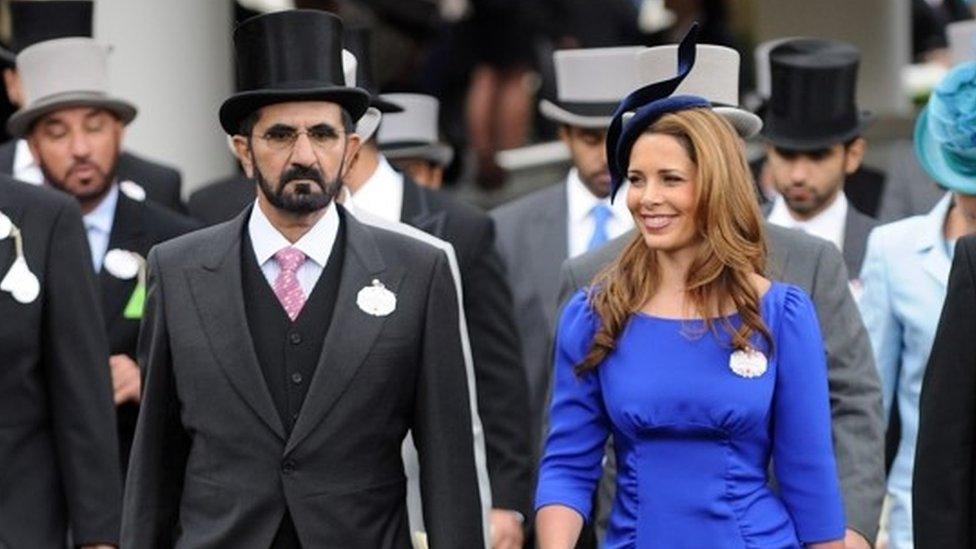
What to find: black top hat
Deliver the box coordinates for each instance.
[0,0,94,66]
[219,10,371,135]
[343,27,402,114]
[761,39,872,151]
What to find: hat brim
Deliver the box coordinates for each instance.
[382,142,454,167]
[7,93,137,137]
[371,96,403,114]
[761,111,873,151]
[914,107,976,194]
[356,107,382,142]
[539,99,615,128]
[219,86,370,135]
[713,106,763,139]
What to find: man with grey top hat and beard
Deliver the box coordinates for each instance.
[762,39,879,285]
[554,42,884,549]
[8,35,199,476]
[122,9,484,547]
[0,0,186,213]
[341,26,534,549]
[494,46,660,454]
[376,93,454,191]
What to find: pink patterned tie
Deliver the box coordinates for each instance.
[273,247,307,321]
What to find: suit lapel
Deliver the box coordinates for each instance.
[530,184,569,324]
[0,140,17,176]
[0,184,23,279]
[401,177,447,236]
[843,208,873,278]
[286,209,392,454]
[100,196,145,329]
[187,207,286,440]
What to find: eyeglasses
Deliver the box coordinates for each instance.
[252,126,345,152]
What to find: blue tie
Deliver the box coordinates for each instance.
[587,203,613,251]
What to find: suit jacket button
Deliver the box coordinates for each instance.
[282,460,296,475]
[289,331,302,345]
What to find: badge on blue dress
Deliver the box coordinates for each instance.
[357,279,396,317]
[729,347,768,378]
[0,211,40,304]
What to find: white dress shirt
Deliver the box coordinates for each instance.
[349,155,404,223]
[13,139,43,185]
[566,169,632,258]
[767,192,849,252]
[83,183,119,273]
[247,200,340,296]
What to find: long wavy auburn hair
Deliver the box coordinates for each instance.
[577,108,773,375]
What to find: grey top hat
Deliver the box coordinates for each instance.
[8,37,136,137]
[377,93,454,167]
[636,44,762,138]
[539,46,645,128]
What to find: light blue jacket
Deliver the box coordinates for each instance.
[858,192,953,549]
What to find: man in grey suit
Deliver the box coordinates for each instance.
[121,11,484,547]
[761,39,878,281]
[557,226,885,547]
[493,43,762,446]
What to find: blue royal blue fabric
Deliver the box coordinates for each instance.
[536,283,846,548]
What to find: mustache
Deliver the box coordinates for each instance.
[68,160,102,175]
[279,165,325,189]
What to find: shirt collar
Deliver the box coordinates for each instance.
[13,139,35,173]
[566,168,629,223]
[768,192,848,249]
[353,155,403,208]
[84,183,119,235]
[247,200,340,268]
[916,192,955,253]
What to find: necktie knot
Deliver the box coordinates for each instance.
[587,203,614,251]
[275,247,306,273]
[591,203,613,223]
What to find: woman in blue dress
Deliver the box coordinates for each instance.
[534,31,846,549]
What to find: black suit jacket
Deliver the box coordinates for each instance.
[121,206,484,547]
[0,178,121,547]
[186,173,256,226]
[400,177,534,517]
[101,194,198,471]
[0,138,185,212]
[914,234,976,548]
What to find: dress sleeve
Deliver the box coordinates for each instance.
[534,289,611,522]
[772,286,847,544]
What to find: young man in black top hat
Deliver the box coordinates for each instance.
[0,0,186,212]
[122,10,484,547]
[762,39,879,284]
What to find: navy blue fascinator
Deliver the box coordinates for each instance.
[607,24,709,202]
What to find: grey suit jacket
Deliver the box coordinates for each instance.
[121,206,484,548]
[878,140,945,224]
[844,206,879,280]
[491,182,568,442]
[554,224,885,542]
